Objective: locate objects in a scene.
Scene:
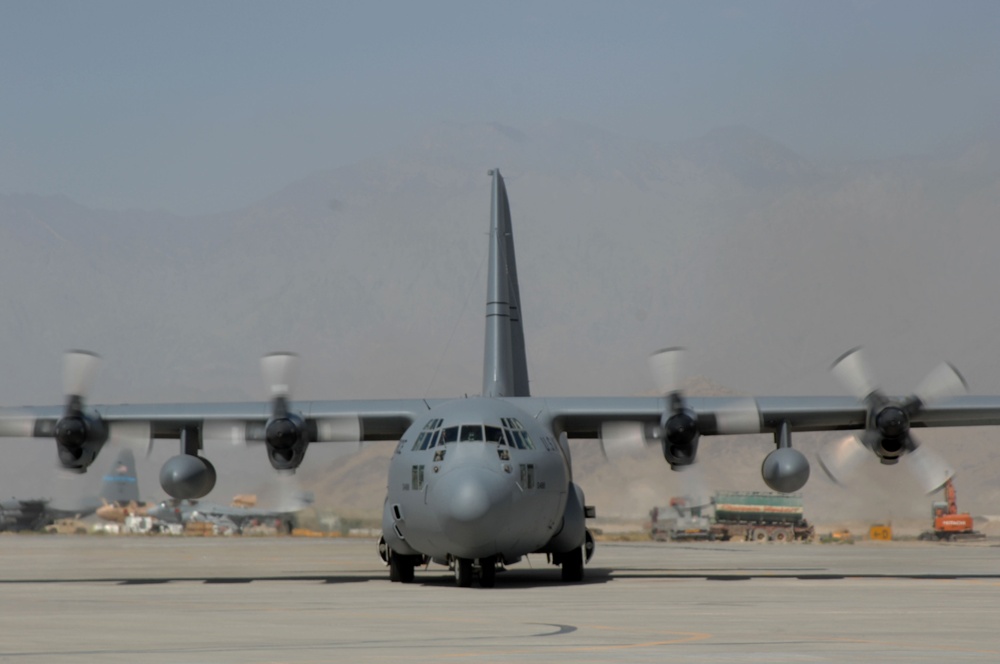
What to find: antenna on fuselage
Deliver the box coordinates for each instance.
[482,169,530,397]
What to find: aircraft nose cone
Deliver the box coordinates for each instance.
[448,477,492,523]
[429,468,511,558]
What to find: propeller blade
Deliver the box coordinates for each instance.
[676,459,709,501]
[913,362,968,405]
[202,420,255,447]
[830,347,879,400]
[648,347,684,396]
[599,421,653,459]
[261,353,298,399]
[817,434,869,485]
[902,441,955,495]
[712,397,762,434]
[63,350,100,398]
[269,475,314,512]
[0,412,36,438]
[314,416,362,443]
[106,421,152,453]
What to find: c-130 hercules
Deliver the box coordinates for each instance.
[2,169,999,586]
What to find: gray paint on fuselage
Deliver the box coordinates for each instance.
[383,397,572,562]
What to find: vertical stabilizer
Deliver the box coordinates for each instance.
[100,448,139,504]
[482,169,531,397]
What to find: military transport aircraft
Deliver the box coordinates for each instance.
[146,491,312,534]
[2,169,999,586]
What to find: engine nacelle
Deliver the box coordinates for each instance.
[264,414,308,471]
[662,409,700,468]
[160,454,217,500]
[53,413,106,473]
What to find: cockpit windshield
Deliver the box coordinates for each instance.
[410,418,536,450]
[459,425,484,442]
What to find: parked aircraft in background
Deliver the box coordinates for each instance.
[146,492,313,534]
[2,169,1000,585]
[1,448,140,531]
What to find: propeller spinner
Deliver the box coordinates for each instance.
[820,347,961,494]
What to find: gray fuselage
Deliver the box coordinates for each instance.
[382,398,573,563]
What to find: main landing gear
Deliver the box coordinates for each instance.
[552,534,593,583]
[556,546,583,582]
[389,552,418,583]
[381,536,421,584]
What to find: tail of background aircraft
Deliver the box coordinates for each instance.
[99,448,139,504]
[482,169,531,397]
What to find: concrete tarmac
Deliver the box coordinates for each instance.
[1,535,999,662]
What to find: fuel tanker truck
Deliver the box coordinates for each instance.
[650,491,814,542]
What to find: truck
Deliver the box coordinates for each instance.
[918,478,985,542]
[650,491,814,542]
[649,496,713,541]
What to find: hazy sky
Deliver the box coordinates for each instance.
[2,1,999,215]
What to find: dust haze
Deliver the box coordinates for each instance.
[2,121,1000,522]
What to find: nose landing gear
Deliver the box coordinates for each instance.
[452,556,498,588]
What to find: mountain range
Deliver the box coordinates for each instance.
[2,120,999,519]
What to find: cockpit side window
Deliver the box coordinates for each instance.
[500,418,536,450]
[485,426,505,445]
[460,425,484,442]
[411,419,446,451]
[441,426,459,444]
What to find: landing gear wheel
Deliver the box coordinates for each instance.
[560,546,584,582]
[389,554,415,583]
[478,556,497,588]
[454,557,473,587]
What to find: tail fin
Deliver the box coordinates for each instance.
[482,169,530,397]
[100,448,139,504]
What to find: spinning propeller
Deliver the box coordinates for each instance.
[820,347,961,494]
[602,347,812,492]
[203,352,360,470]
[53,351,151,470]
[647,347,703,467]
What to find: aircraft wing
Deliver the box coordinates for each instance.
[0,399,434,445]
[529,394,1000,493]
[532,395,1000,438]
[0,397,436,498]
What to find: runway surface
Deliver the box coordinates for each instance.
[1,535,998,662]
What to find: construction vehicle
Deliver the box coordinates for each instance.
[650,491,814,542]
[919,478,984,541]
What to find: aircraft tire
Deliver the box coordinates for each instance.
[389,553,415,583]
[560,546,584,583]
[478,556,497,588]
[454,557,473,587]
